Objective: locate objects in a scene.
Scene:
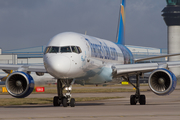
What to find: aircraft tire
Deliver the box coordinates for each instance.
[70,98,75,107]
[62,98,68,107]
[53,96,60,106]
[139,95,146,105]
[130,95,136,105]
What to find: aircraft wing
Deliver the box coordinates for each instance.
[0,64,47,73]
[134,53,180,63]
[112,61,180,77]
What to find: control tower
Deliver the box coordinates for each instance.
[162,0,180,79]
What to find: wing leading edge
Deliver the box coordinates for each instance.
[134,53,180,63]
[0,64,47,73]
[112,61,180,77]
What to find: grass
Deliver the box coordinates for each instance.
[0,88,146,95]
[34,88,147,94]
[0,84,148,95]
[0,84,129,106]
[0,97,122,106]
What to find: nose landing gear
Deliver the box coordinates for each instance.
[53,79,75,107]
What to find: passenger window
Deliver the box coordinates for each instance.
[49,47,59,53]
[60,46,71,53]
[71,46,78,53]
[77,47,82,53]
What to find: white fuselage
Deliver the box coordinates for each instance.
[43,32,134,84]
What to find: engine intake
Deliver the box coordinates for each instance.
[5,72,34,98]
[148,68,177,96]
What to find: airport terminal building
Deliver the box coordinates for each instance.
[0,45,168,84]
[0,45,167,65]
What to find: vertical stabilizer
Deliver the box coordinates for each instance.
[116,0,126,45]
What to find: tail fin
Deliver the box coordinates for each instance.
[116,0,126,45]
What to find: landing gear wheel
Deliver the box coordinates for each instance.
[62,98,68,107]
[139,95,146,105]
[70,98,75,107]
[53,96,60,106]
[130,95,136,105]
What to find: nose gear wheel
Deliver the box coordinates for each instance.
[53,79,76,107]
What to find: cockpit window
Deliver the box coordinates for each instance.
[71,46,78,53]
[44,46,51,54]
[44,46,82,54]
[60,46,71,53]
[77,47,82,53]
[49,47,59,53]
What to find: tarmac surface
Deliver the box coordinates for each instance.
[0,86,180,120]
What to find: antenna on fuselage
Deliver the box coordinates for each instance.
[85,31,87,35]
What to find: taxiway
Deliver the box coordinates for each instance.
[0,86,180,120]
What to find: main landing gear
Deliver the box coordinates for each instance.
[123,74,146,105]
[53,79,75,107]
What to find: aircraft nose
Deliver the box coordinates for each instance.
[45,55,71,78]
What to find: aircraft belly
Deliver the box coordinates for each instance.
[75,66,113,85]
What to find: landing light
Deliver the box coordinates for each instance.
[65,87,72,90]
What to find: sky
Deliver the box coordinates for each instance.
[0,0,167,51]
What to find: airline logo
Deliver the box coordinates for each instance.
[85,38,118,61]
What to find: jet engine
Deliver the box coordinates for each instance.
[148,68,177,96]
[5,72,34,98]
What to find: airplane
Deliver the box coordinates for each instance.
[0,0,180,107]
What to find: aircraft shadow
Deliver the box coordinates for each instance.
[3,102,104,108]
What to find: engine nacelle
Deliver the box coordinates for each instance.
[148,68,177,96]
[5,72,34,98]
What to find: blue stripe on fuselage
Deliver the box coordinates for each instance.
[116,43,134,64]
